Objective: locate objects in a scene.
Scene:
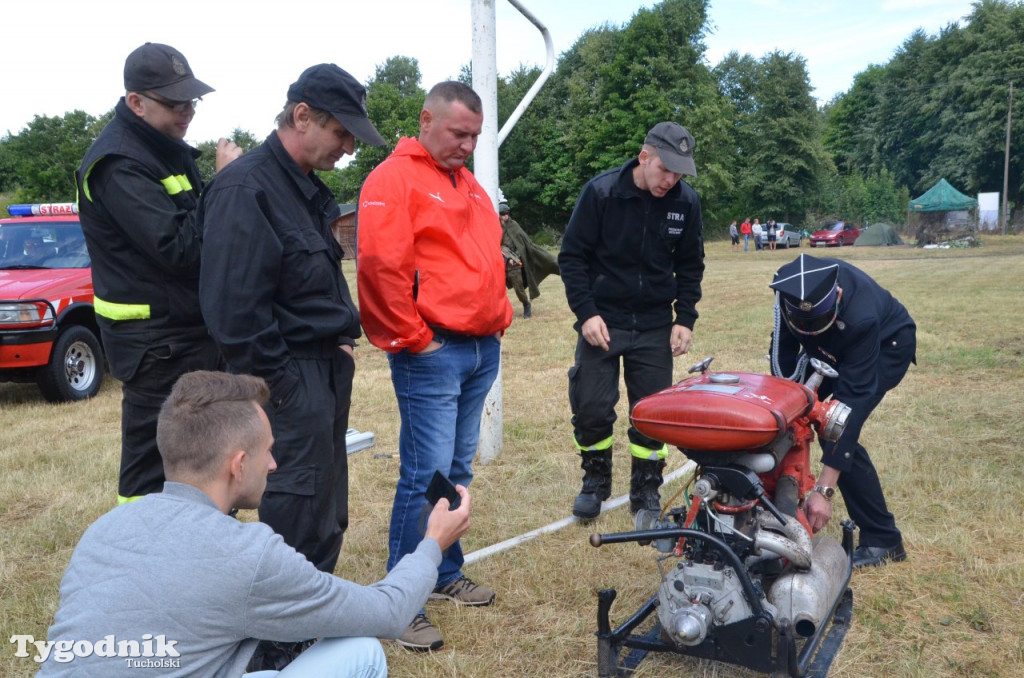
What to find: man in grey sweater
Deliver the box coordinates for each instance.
[37,371,472,676]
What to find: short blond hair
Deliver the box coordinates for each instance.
[156,371,269,481]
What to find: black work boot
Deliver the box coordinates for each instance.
[523,301,532,318]
[572,450,613,520]
[629,457,666,515]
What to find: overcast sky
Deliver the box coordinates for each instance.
[1,0,976,147]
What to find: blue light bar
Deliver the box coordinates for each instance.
[6,203,78,217]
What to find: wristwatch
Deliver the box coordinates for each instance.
[812,485,836,500]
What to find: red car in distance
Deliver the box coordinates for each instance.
[809,221,860,247]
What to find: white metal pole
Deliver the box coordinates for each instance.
[473,0,554,464]
[498,0,555,148]
[464,462,697,564]
[472,0,504,465]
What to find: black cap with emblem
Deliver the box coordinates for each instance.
[124,43,214,101]
[644,121,697,176]
[287,64,386,147]
[770,254,841,335]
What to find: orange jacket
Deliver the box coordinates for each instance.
[357,137,513,353]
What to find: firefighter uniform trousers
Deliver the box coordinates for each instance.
[261,345,355,574]
[568,325,672,458]
[117,330,220,499]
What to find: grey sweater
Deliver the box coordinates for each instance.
[38,483,441,676]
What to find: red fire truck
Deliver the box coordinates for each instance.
[0,203,103,402]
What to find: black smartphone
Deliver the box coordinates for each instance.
[425,470,461,510]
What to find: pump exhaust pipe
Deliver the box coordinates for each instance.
[768,536,848,637]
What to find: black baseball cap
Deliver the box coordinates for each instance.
[124,43,214,101]
[644,122,697,176]
[769,254,841,335]
[287,64,385,147]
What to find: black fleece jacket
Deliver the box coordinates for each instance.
[559,158,704,332]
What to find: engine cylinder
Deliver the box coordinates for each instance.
[659,561,756,649]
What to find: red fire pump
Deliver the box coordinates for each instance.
[590,356,856,677]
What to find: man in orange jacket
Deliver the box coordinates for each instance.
[357,81,513,652]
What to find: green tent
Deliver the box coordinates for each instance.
[855,223,903,246]
[908,179,977,212]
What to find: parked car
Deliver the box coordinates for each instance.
[0,203,104,402]
[774,222,802,248]
[809,221,860,247]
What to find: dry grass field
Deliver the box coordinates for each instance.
[2,236,1023,677]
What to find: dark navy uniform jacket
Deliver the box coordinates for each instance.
[771,258,916,471]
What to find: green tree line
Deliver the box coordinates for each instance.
[2,0,1020,239]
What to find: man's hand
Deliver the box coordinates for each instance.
[582,315,611,351]
[215,138,243,172]
[339,344,354,357]
[416,339,442,354]
[424,485,472,551]
[670,324,692,357]
[805,465,840,534]
[805,492,832,533]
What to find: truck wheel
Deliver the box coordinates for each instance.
[37,325,104,402]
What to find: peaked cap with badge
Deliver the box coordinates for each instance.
[644,121,697,177]
[123,42,214,101]
[770,253,840,335]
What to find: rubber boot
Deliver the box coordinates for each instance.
[629,457,666,515]
[523,301,532,318]
[572,450,613,520]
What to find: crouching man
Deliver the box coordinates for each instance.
[39,371,471,677]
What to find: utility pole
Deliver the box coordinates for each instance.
[472,0,554,464]
[1002,81,1012,236]
[471,0,503,466]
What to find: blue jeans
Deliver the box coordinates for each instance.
[386,334,500,588]
[247,636,385,677]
